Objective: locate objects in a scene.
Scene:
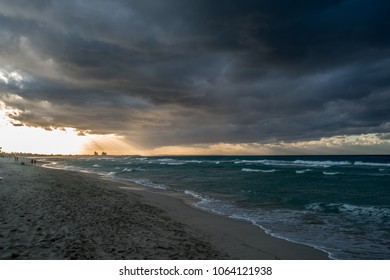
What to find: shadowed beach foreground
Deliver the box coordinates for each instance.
[0,157,328,260]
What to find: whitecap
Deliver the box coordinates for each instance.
[242,168,276,173]
[296,169,312,174]
[306,203,390,219]
[339,204,390,218]
[294,160,351,168]
[157,158,175,162]
[354,161,390,167]
[159,162,185,165]
[323,172,340,175]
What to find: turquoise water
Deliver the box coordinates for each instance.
[42,155,390,259]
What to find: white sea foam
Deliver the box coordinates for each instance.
[338,204,390,218]
[135,157,148,161]
[306,203,390,219]
[157,158,175,162]
[157,158,186,165]
[185,160,203,163]
[234,160,261,164]
[323,172,340,175]
[184,190,205,200]
[92,164,100,167]
[185,190,238,216]
[293,160,351,167]
[132,179,168,190]
[185,193,333,258]
[354,161,390,167]
[242,168,276,173]
[296,169,312,174]
[305,203,323,211]
[44,164,79,171]
[234,159,352,168]
[96,157,115,161]
[159,162,186,165]
[235,159,290,166]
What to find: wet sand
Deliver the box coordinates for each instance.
[0,157,328,259]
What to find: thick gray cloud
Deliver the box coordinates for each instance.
[0,0,389,149]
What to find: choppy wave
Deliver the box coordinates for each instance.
[234,159,291,166]
[339,204,390,218]
[306,203,390,219]
[122,168,134,172]
[296,169,312,174]
[157,158,175,162]
[184,190,332,258]
[234,159,352,168]
[241,168,276,173]
[188,191,390,259]
[354,161,390,167]
[130,179,168,190]
[323,172,340,176]
[185,160,203,163]
[293,160,351,167]
[157,158,186,165]
[42,162,79,171]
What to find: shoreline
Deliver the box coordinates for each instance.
[101,178,332,260]
[0,157,329,259]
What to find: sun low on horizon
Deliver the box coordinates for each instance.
[0,108,84,155]
[0,104,136,155]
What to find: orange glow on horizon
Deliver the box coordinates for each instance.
[0,105,138,155]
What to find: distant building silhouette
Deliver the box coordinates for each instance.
[93,151,107,156]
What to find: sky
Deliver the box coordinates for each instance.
[0,0,389,155]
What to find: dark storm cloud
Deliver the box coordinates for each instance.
[0,0,389,148]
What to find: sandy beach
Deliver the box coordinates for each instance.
[0,156,328,260]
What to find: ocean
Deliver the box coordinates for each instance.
[41,155,390,259]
